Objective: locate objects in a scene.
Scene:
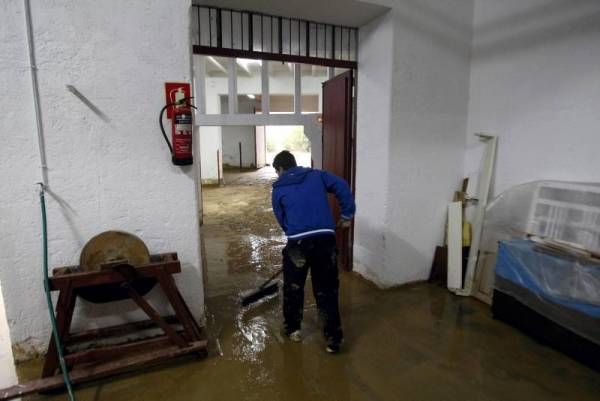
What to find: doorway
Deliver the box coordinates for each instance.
[196,64,355,283]
[194,51,355,300]
[200,124,313,300]
[266,125,312,167]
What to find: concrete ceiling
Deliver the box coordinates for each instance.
[193,0,390,27]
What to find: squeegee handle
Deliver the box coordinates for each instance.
[259,268,283,289]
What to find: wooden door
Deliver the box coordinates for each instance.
[322,70,354,271]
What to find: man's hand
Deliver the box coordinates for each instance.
[337,218,352,229]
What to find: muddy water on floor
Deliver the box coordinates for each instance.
[202,168,285,298]
[15,169,600,400]
[16,280,600,401]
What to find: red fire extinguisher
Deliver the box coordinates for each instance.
[159,88,195,166]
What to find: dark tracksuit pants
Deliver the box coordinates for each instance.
[283,234,343,344]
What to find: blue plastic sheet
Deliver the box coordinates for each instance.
[496,240,600,317]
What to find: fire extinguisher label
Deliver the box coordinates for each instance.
[172,109,193,163]
[175,124,192,133]
[175,113,192,124]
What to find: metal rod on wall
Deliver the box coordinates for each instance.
[197,6,201,46]
[209,8,213,46]
[331,26,335,60]
[216,8,222,47]
[305,21,309,57]
[249,13,253,51]
[347,28,350,61]
[194,6,359,68]
[278,17,283,55]
[270,16,273,53]
[217,150,221,184]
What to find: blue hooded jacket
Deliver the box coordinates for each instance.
[272,167,356,240]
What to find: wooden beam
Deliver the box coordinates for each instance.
[48,261,181,291]
[0,341,207,400]
[64,316,179,345]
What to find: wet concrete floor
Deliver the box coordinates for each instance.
[16,168,600,400]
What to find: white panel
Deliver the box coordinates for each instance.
[458,135,497,296]
[281,19,291,54]
[252,14,262,51]
[447,202,463,290]
[192,5,200,46]
[299,21,307,56]
[262,16,272,53]
[309,23,317,57]
[199,7,212,46]
[231,11,242,50]
[221,10,232,48]
[271,18,280,53]
[325,25,333,58]
[290,20,299,55]
[0,281,17,387]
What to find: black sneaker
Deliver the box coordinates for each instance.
[288,330,302,342]
[326,340,343,354]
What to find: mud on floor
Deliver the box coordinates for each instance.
[14,168,600,401]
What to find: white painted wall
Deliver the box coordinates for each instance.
[221,98,258,168]
[354,11,394,284]
[355,0,474,287]
[198,65,224,183]
[222,127,256,168]
[466,0,600,196]
[199,126,223,183]
[0,0,204,358]
[256,126,267,168]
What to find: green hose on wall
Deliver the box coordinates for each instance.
[38,184,77,401]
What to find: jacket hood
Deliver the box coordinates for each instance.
[273,166,312,188]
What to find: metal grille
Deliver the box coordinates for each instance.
[193,5,358,68]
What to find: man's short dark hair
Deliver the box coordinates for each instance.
[273,150,297,171]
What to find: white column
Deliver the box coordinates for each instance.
[228,57,237,114]
[194,56,207,114]
[261,61,269,114]
[294,63,301,115]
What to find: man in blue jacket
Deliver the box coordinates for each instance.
[271,150,356,353]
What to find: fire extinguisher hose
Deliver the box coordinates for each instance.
[158,103,175,155]
[38,184,77,401]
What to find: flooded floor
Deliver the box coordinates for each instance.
[16,168,600,400]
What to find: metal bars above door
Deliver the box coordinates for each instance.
[192,5,358,69]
